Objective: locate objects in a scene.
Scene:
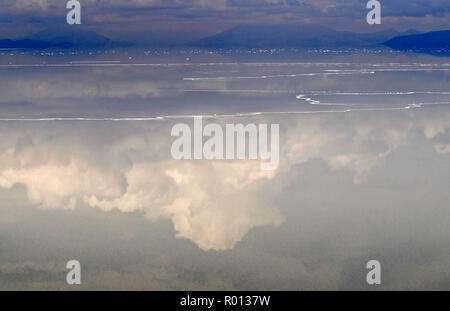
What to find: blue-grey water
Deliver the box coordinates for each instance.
[0,48,449,290]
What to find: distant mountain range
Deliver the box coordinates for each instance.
[0,24,449,50]
[0,26,130,49]
[383,30,450,50]
[188,24,420,48]
[0,39,57,49]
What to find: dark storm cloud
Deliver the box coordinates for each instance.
[0,1,448,42]
[2,0,449,18]
[382,0,450,18]
[322,0,450,18]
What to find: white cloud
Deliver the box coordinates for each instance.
[434,144,450,154]
[0,124,283,251]
[0,110,448,251]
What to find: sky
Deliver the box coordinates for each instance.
[0,0,450,291]
[0,0,449,40]
[0,23,449,289]
[1,103,450,290]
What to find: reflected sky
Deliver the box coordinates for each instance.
[0,49,449,118]
[0,50,449,290]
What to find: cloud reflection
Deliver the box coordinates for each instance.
[0,107,448,251]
